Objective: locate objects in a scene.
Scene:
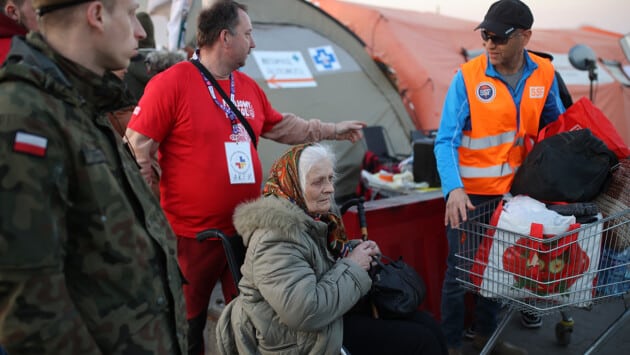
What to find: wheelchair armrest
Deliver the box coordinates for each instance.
[196,228,228,242]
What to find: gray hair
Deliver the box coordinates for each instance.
[144,49,187,75]
[298,143,336,194]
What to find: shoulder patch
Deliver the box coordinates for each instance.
[13,131,48,157]
[81,147,106,165]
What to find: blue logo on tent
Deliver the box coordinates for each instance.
[313,48,337,70]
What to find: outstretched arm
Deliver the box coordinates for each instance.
[262,113,365,144]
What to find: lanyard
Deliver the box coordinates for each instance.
[191,57,256,147]
[199,71,240,137]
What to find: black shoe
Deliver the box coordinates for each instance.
[463,326,476,340]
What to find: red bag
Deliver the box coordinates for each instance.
[538,97,630,159]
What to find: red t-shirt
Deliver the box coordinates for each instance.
[128,61,283,237]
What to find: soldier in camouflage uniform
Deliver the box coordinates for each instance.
[0,0,187,353]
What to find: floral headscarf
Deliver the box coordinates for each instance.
[262,143,349,257]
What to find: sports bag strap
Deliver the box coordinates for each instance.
[191,59,257,149]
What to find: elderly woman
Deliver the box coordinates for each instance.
[216,143,447,354]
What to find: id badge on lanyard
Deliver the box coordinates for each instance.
[195,65,256,185]
[225,142,255,184]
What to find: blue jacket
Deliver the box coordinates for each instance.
[434,50,566,198]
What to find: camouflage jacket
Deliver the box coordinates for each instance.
[0,33,187,354]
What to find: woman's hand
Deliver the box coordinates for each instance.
[347,240,380,270]
[361,240,381,258]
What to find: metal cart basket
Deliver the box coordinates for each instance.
[455,198,630,355]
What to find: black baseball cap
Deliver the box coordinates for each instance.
[475,0,534,37]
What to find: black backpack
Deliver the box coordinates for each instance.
[511,129,619,202]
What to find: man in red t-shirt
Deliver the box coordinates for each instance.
[126,2,365,353]
[1,0,37,63]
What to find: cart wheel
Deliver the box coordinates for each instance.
[555,320,574,346]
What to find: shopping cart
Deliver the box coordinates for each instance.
[455,198,630,355]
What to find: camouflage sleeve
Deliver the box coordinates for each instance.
[0,85,101,354]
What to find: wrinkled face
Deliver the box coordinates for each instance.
[304,158,334,215]
[96,0,146,71]
[227,8,255,69]
[17,0,38,31]
[483,29,530,70]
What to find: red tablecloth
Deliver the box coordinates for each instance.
[342,191,448,320]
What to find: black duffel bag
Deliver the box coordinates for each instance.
[511,129,618,202]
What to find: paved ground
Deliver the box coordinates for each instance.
[462,298,630,355]
[205,283,630,354]
[205,284,224,355]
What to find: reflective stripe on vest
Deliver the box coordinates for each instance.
[459,52,555,195]
[461,131,516,150]
[460,162,514,178]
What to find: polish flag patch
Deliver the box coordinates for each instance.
[13,131,48,157]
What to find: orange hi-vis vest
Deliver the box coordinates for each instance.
[459,53,555,195]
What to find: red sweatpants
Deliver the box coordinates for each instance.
[176,236,238,320]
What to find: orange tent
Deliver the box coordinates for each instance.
[316,0,630,145]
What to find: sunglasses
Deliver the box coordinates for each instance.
[481,30,517,45]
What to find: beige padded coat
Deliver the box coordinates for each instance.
[216,196,372,355]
